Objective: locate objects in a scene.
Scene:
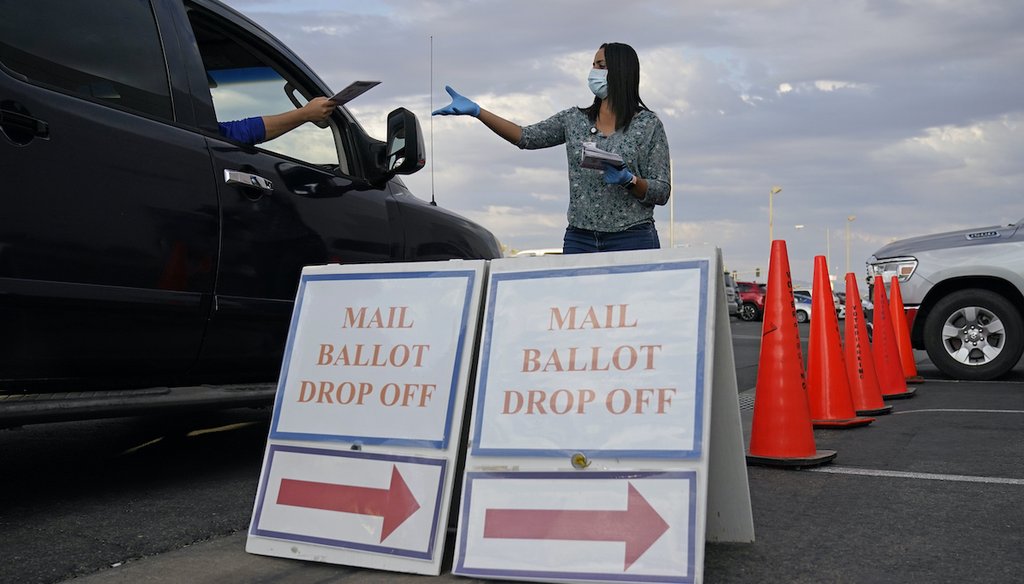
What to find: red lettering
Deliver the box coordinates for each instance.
[579,306,601,329]
[335,381,356,404]
[548,306,577,331]
[612,346,638,370]
[503,390,524,414]
[606,388,631,414]
[317,381,335,404]
[380,383,400,406]
[526,390,547,414]
[657,388,676,413]
[418,383,435,407]
[317,344,334,365]
[548,305,638,330]
[549,389,573,414]
[342,307,367,328]
[298,381,316,402]
[542,351,564,373]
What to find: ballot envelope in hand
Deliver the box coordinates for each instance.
[329,80,380,105]
[580,142,625,170]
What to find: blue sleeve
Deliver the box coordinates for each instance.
[218,117,266,145]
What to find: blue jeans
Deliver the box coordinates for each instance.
[562,222,661,254]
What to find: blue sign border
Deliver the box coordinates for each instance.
[471,261,708,458]
[455,470,697,583]
[269,270,477,449]
[250,444,447,560]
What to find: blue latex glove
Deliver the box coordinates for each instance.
[603,163,635,186]
[432,85,480,117]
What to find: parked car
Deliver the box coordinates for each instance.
[736,281,766,321]
[793,288,844,319]
[794,295,812,323]
[723,272,740,317]
[0,0,502,424]
[867,217,1024,380]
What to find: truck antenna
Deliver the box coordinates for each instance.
[429,35,437,206]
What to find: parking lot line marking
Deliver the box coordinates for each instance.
[186,421,261,437]
[806,466,1024,486]
[893,408,1024,415]
[119,436,164,456]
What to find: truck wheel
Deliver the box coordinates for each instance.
[739,302,759,321]
[923,289,1024,381]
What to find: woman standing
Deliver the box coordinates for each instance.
[433,42,671,253]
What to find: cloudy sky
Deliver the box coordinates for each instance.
[223,0,1022,289]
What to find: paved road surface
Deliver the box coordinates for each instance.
[2,320,1021,583]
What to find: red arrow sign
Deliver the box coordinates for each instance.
[482,482,668,570]
[277,464,420,541]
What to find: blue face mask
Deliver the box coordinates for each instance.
[588,68,608,99]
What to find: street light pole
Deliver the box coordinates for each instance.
[826,227,831,275]
[769,186,782,243]
[845,215,856,275]
[669,159,675,248]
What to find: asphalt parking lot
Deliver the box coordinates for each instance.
[61,340,1023,584]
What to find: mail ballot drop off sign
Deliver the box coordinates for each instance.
[473,259,706,457]
[270,267,479,447]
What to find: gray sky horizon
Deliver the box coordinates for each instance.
[223,0,1023,290]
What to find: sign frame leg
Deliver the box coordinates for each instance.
[705,250,755,543]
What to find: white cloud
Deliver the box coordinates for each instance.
[221,0,1024,287]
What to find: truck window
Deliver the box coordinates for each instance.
[187,11,348,174]
[0,0,172,120]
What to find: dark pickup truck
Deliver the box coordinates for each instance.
[0,0,501,425]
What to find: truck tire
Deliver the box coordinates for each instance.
[922,288,1024,381]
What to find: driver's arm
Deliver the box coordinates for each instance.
[262,97,337,141]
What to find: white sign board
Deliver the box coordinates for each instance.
[247,260,487,575]
[454,249,753,584]
[473,262,705,457]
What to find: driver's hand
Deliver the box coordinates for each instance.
[303,97,337,122]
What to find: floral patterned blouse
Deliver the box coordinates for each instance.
[516,107,671,232]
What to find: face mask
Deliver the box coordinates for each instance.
[588,68,608,99]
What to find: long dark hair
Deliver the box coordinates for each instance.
[581,42,650,131]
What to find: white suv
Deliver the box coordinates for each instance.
[867,217,1024,380]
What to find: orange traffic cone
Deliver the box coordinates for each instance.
[805,257,874,428]
[747,241,836,467]
[873,276,917,400]
[843,273,893,416]
[889,276,925,384]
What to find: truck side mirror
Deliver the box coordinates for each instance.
[385,107,425,175]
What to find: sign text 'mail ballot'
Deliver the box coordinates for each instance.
[298,306,436,409]
[503,303,677,416]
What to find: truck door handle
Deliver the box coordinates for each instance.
[0,106,50,144]
[224,169,273,192]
